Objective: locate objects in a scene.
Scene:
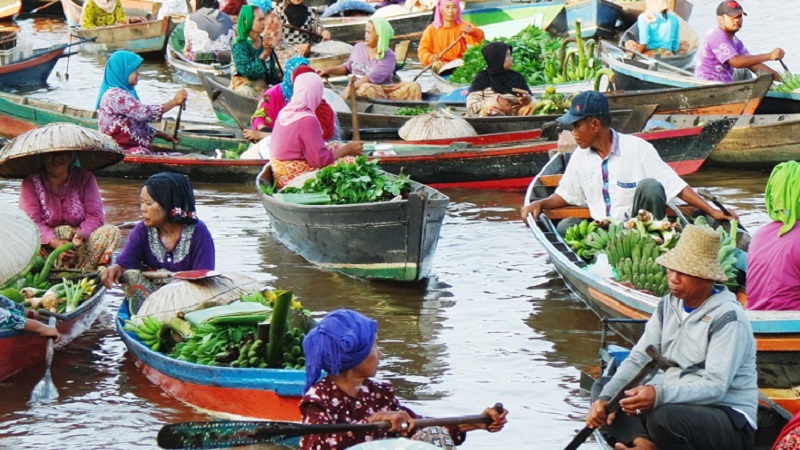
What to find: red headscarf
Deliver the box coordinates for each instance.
[292,65,336,140]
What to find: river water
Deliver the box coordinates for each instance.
[0,1,794,448]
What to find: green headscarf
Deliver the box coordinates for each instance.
[368,16,394,60]
[765,160,800,236]
[236,4,255,44]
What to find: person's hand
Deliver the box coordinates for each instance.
[39,324,61,342]
[586,399,614,429]
[343,141,364,157]
[49,238,71,250]
[521,201,543,224]
[321,30,331,41]
[101,264,125,289]
[517,93,532,106]
[173,89,188,106]
[243,129,269,142]
[709,207,738,222]
[462,23,474,34]
[72,231,86,248]
[618,385,656,416]
[317,68,330,78]
[769,48,786,61]
[479,406,508,432]
[624,39,640,52]
[496,96,513,115]
[367,410,414,435]
[431,60,444,73]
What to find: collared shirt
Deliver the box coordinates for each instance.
[695,27,749,82]
[555,130,687,220]
[637,11,680,53]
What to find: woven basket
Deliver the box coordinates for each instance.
[0,28,17,51]
[0,208,40,287]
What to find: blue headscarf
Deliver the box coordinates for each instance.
[302,309,377,393]
[96,50,144,110]
[248,0,272,12]
[282,56,310,102]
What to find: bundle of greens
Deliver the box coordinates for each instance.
[396,106,433,116]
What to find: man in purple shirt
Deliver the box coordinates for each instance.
[695,1,785,83]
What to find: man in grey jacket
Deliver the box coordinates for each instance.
[586,225,758,450]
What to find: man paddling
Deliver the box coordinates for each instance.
[695,1,785,83]
[520,90,733,233]
[586,225,758,450]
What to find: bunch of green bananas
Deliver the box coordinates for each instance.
[171,324,257,366]
[230,332,267,368]
[717,220,740,288]
[610,232,669,296]
[281,327,307,370]
[124,316,164,351]
[775,72,800,93]
[564,219,599,261]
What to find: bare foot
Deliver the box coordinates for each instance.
[614,437,657,450]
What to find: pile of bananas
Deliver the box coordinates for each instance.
[281,327,307,370]
[775,72,800,93]
[608,231,669,296]
[124,316,164,351]
[171,324,257,367]
[229,332,267,368]
[694,216,740,288]
[564,219,600,261]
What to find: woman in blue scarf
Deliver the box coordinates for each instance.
[300,309,508,450]
[97,51,188,155]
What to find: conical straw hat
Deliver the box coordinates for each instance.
[0,206,41,287]
[0,123,124,179]
[655,224,728,282]
[134,272,264,322]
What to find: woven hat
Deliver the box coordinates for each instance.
[0,123,124,179]
[655,225,728,282]
[0,207,41,287]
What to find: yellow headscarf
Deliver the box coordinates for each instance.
[765,160,800,236]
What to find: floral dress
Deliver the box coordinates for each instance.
[97,87,163,155]
[0,296,26,331]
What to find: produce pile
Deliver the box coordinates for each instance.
[123,289,313,370]
[0,242,100,314]
[277,156,412,205]
[564,210,741,296]
[396,106,433,116]
[775,72,800,93]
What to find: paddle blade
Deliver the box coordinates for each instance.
[158,421,305,449]
[29,317,59,403]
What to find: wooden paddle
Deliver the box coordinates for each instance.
[172,100,186,150]
[30,316,59,403]
[30,0,60,14]
[605,41,694,77]
[157,403,504,449]
[779,59,792,78]
[413,33,465,81]
[210,89,248,130]
[696,188,746,232]
[563,345,670,450]
[348,75,360,140]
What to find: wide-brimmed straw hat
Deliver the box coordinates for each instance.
[0,207,41,287]
[655,224,728,282]
[0,123,124,179]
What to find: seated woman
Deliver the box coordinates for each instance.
[231,4,284,97]
[19,151,120,272]
[1,296,60,340]
[101,172,215,314]
[183,0,235,63]
[97,51,188,156]
[317,17,422,101]
[271,0,331,62]
[466,42,534,117]
[624,0,683,56]
[418,0,484,72]
[300,309,507,450]
[269,72,362,188]
[247,58,339,141]
[81,0,126,29]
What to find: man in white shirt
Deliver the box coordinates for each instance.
[521,90,734,230]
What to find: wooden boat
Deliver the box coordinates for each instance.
[97,118,730,189]
[61,0,156,27]
[0,43,67,90]
[166,21,231,85]
[115,299,305,419]
[564,0,621,38]
[614,0,693,29]
[322,9,432,44]
[0,90,244,154]
[0,0,22,20]
[649,113,800,170]
[0,285,107,382]
[524,151,800,414]
[600,42,800,114]
[70,16,172,57]
[256,165,449,281]
[617,14,698,70]
[460,1,568,40]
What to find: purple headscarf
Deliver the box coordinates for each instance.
[302,309,377,392]
[433,0,461,29]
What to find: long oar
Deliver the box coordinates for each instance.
[210,90,248,130]
[779,59,793,78]
[172,100,186,150]
[413,33,465,81]
[563,345,669,450]
[605,41,694,77]
[696,188,747,233]
[348,75,360,140]
[29,316,59,403]
[158,403,504,449]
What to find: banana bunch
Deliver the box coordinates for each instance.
[775,72,800,93]
[610,232,669,296]
[281,327,307,370]
[172,324,255,366]
[717,220,740,288]
[230,332,267,368]
[565,219,599,262]
[124,316,164,351]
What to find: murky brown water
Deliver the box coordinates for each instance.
[0,0,794,448]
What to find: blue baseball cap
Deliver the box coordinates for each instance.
[556,91,610,125]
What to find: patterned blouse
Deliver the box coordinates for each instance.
[115,220,215,272]
[98,88,163,154]
[299,377,464,450]
[81,0,126,29]
[0,296,26,331]
[232,39,283,84]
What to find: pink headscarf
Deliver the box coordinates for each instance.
[277,72,323,127]
[433,0,461,29]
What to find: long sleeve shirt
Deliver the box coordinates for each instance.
[269,116,333,168]
[344,43,396,86]
[98,88,163,152]
[116,220,215,272]
[19,168,105,245]
[417,22,485,66]
[232,40,283,84]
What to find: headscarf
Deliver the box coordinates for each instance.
[96,50,143,110]
[468,41,530,95]
[302,309,377,392]
[292,64,336,140]
[281,56,310,102]
[369,16,394,60]
[643,0,670,23]
[143,172,199,225]
[284,0,309,29]
[765,161,800,236]
[89,0,118,15]
[235,4,255,44]
[189,0,234,41]
[433,0,461,29]
[278,72,323,126]
[248,0,273,12]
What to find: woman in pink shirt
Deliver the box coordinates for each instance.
[269,72,362,188]
[19,151,120,271]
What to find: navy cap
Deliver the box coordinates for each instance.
[556,91,610,125]
[716,1,746,17]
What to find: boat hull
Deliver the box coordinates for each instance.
[257,167,448,281]
[71,17,172,56]
[0,286,106,382]
[564,0,621,38]
[322,11,432,44]
[0,46,64,89]
[166,22,231,85]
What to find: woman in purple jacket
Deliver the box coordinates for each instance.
[101,172,215,313]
